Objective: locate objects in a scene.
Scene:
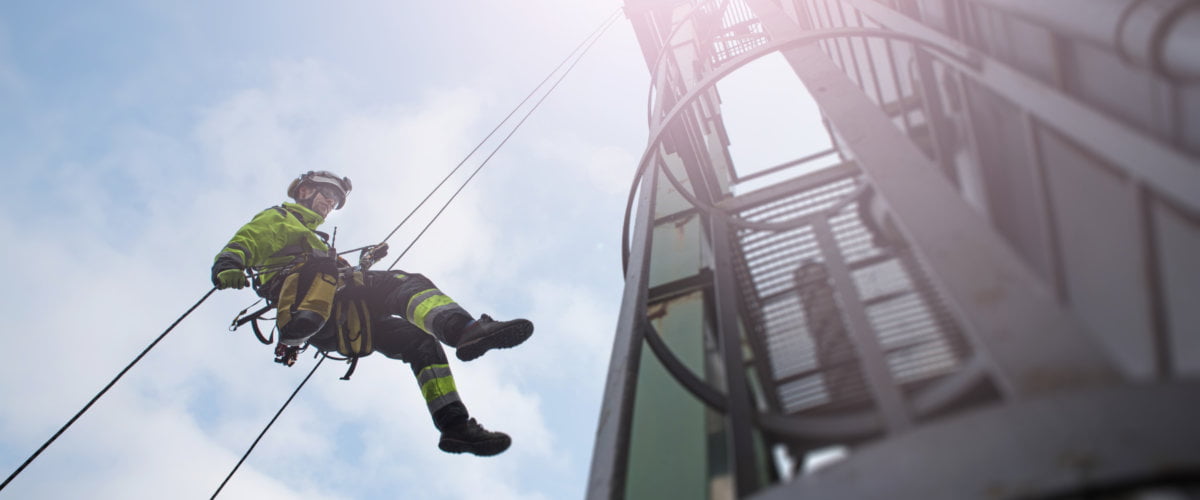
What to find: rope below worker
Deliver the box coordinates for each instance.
[1,6,622,497]
[0,287,218,493]
[214,9,623,494]
[210,355,326,500]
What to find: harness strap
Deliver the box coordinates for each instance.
[340,357,359,380]
[316,351,361,381]
[233,304,274,328]
[229,302,277,346]
[250,318,274,345]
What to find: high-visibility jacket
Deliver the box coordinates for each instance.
[213,202,331,287]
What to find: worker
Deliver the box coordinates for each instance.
[210,170,534,457]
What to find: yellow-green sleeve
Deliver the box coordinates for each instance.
[212,208,290,270]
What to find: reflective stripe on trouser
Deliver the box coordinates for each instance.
[406,288,462,335]
[308,315,468,431]
[416,363,461,413]
[372,271,471,339]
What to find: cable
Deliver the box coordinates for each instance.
[212,9,624,497]
[210,355,326,499]
[0,287,218,493]
[1,9,622,497]
[375,8,623,249]
[386,8,622,270]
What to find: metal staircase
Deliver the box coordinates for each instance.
[590,0,1200,498]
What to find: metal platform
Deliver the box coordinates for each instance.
[591,0,1200,498]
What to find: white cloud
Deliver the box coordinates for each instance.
[2,54,596,500]
[2,4,649,498]
[716,52,833,175]
[534,134,640,197]
[523,280,620,373]
[193,59,348,187]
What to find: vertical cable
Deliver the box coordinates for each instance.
[211,355,326,499]
[387,10,622,270]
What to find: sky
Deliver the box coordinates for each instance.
[0,2,827,499]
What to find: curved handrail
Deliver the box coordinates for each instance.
[644,304,991,444]
[623,27,981,272]
[621,20,996,448]
[642,318,729,412]
[643,0,739,127]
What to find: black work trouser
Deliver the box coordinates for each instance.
[305,270,474,431]
[362,270,473,344]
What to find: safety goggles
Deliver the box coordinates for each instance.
[313,185,345,204]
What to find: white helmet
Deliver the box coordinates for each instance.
[287,170,352,209]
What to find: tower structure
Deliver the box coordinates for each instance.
[589,1,1200,498]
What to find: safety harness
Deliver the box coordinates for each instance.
[228,205,384,380]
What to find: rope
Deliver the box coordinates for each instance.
[212,8,624,495]
[210,355,326,499]
[375,13,617,249]
[0,287,218,493]
[0,10,623,496]
[386,8,622,270]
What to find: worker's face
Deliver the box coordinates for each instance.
[297,185,341,217]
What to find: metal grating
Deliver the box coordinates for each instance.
[732,172,972,420]
[700,0,769,64]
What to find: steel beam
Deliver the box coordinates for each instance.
[743,0,1122,398]
[967,0,1200,80]
[710,214,765,496]
[811,217,913,431]
[750,381,1200,500]
[846,0,1200,216]
[588,168,659,500]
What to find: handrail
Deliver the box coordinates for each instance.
[642,304,993,443]
[623,26,982,272]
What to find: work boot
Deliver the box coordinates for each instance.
[454,315,533,361]
[438,418,511,456]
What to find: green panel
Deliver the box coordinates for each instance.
[648,213,705,289]
[654,153,695,217]
[625,292,708,500]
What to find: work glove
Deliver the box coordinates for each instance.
[359,242,389,269]
[214,268,249,290]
